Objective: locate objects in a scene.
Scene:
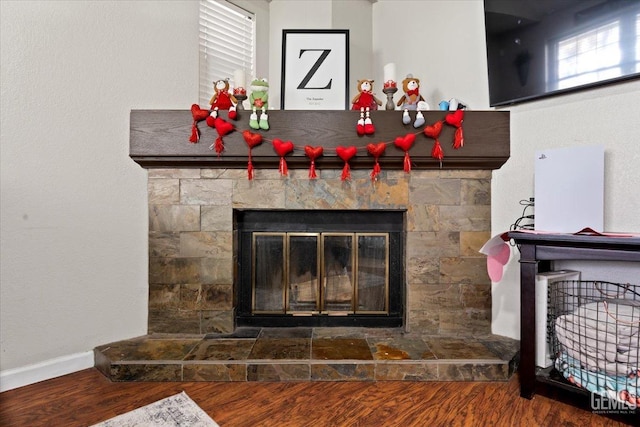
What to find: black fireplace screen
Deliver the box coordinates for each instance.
[236,210,404,327]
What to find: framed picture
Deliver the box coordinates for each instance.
[281,29,349,110]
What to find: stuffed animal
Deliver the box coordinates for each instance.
[351,79,382,135]
[208,78,237,121]
[249,78,269,130]
[396,74,428,128]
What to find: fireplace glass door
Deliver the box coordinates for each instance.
[252,232,389,315]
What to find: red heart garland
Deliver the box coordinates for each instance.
[273,139,294,176]
[213,117,234,136]
[243,131,263,180]
[394,133,416,173]
[189,104,210,143]
[242,130,262,148]
[191,104,209,122]
[424,121,443,138]
[453,127,464,149]
[366,142,386,181]
[445,109,464,128]
[336,146,357,181]
[304,145,324,179]
[431,139,444,164]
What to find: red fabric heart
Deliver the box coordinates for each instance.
[213,117,234,136]
[445,109,464,128]
[394,133,416,152]
[424,121,443,138]
[242,130,263,148]
[366,142,386,158]
[273,139,294,157]
[304,146,323,179]
[304,145,323,160]
[191,104,209,122]
[336,146,357,162]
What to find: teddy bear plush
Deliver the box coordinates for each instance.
[249,78,269,130]
[208,78,237,122]
[351,79,382,135]
[396,74,429,128]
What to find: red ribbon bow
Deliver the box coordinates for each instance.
[406,89,419,96]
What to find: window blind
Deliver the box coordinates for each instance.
[199,0,255,106]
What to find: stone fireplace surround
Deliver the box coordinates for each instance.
[148,165,495,335]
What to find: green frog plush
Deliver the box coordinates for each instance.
[249,78,269,130]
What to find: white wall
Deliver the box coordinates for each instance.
[1,0,638,384]
[0,0,199,375]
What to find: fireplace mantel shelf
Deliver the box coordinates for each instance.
[130,110,509,170]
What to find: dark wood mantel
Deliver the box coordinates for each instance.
[130,109,510,170]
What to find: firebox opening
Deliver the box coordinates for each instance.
[235,209,405,328]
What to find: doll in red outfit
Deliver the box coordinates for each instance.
[351,79,382,135]
[207,78,237,124]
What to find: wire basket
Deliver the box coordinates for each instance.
[549,280,640,408]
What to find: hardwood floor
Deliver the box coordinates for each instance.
[0,368,634,426]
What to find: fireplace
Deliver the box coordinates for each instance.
[134,109,510,337]
[235,210,404,327]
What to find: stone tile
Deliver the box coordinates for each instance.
[201,206,232,231]
[405,310,440,335]
[375,362,438,380]
[148,179,180,204]
[437,308,492,336]
[311,338,373,360]
[249,338,311,360]
[97,337,201,362]
[311,363,375,381]
[199,257,233,284]
[459,284,491,310]
[148,284,180,309]
[437,362,510,381]
[439,257,490,284]
[149,257,201,284]
[461,179,491,206]
[438,205,490,232]
[184,339,254,361]
[108,363,182,382]
[406,255,440,284]
[148,168,201,179]
[205,327,262,339]
[201,169,246,179]
[424,337,499,360]
[149,232,180,257]
[406,204,439,232]
[149,205,200,232]
[409,177,460,206]
[284,178,361,210]
[182,363,247,381]
[406,231,459,258]
[179,284,232,310]
[181,178,232,206]
[369,337,433,360]
[199,310,234,334]
[408,283,462,311]
[459,231,490,256]
[148,309,201,334]
[439,170,492,179]
[232,179,286,208]
[260,327,313,338]
[179,231,232,258]
[247,363,310,381]
[366,178,409,207]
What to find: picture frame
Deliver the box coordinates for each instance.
[281,29,349,110]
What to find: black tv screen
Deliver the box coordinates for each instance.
[484,0,640,106]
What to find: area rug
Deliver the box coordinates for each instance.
[91,391,219,427]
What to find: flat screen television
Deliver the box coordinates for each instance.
[484,0,640,106]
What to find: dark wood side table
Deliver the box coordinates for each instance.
[508,231,640,403]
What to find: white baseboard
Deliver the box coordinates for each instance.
[0,351,94,392]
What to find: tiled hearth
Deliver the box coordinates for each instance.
[95,327,519,382]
